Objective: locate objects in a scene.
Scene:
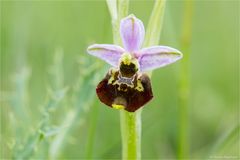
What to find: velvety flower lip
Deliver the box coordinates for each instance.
[87,14,182,71]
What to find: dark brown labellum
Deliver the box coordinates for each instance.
[96,69,153,112]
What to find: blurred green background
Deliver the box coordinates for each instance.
[0,0,239,159]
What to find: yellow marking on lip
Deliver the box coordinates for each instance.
[108,69,117,84]
[112,104,125,110]
[135,80,144,92]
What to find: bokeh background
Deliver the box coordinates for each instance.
[1,0,239,159]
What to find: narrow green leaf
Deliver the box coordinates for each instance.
[144,0,166,47]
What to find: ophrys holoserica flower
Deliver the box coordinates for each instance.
[87,14,182,112]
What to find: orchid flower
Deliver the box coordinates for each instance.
[87,14,182,112]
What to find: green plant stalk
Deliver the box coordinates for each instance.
[107,0,166,159]
[120,109,141,159]
[178,0,193,159]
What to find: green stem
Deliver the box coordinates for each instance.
[178,0,193,159]
[120,110,141,159]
